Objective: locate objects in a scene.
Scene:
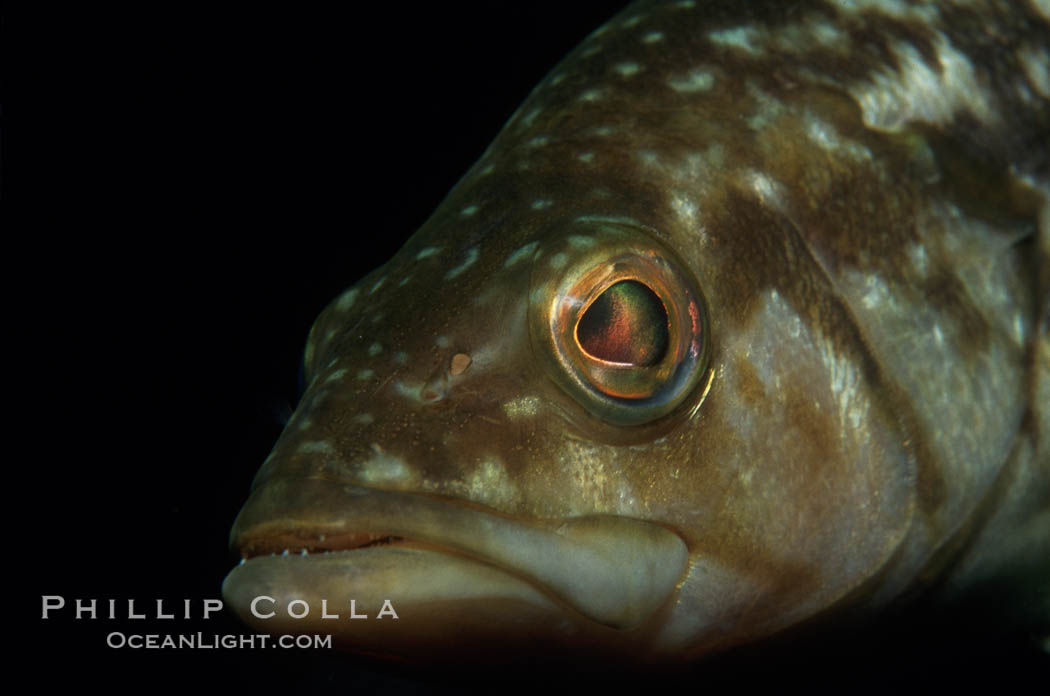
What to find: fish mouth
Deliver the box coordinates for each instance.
[224,476,688,653]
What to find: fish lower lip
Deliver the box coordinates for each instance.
[227,476,689,629]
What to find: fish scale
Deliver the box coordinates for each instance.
[225,0,1049,663]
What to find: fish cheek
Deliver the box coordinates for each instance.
[654,285,916,646]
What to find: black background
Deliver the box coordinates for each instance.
[14,1,1046,692]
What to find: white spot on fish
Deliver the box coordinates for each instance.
[503,241,539,268]
[622,15,646,29]
[503,395,541,419]
[393,379,425,404]
[638,150,661,167]
[578,88,603,102]
[642,31,664,43]
[445,247,479,280]
[810,21,847,49]
[519,107,543,128]
[1012,312,1025,346]
[671,192,699,226]
[335,288,359,312]
[549,252,569,269]
[471,286,500,308]
[466,456,518,508]
[460,204,479,217]
[708,26,764,56]
[850,33,996,130]
[559,440,640,516]
[368,342,383,356]
[860,274,892,310]
[589,22,611,39]
[575,214,643,228]
[323,368,348,384]
[369,277,386,294]
[357,445,414,486]
[744,82,786,130]
[298,441,335,455]
[357,369,374,380]
[353,413,374,425]
[415,246,442,261]
[614,62,641,77]
[567,235,597,249]
[668,68,715,92]
[531,199,553,210]
[834,0,940,22]
[435,335,452,349]
[1018,45,1050,99]
[907,243,929,277]
[398,275,413,287]
[744,170,787,211]
[802,112,873,161]
[392,351,408,365]
[818,332,865,433]
[577,152,595,163]
[527,135,551,148]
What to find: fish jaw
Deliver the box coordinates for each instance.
[224,476,689,658]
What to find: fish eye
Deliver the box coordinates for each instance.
[576,280,669,367]
[530,222,711,426]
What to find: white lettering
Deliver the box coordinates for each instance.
[202,599,223,619]
[128,599,145,619]
[156,599,174,619]
[377,599,399,619]
[287,599,310,619]
[250,595,276,619]
[41,595,65,619]
[76,598,97,619]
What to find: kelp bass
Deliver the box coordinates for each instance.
[224,0,1049,662]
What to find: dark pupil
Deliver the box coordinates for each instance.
[576,280,669,366]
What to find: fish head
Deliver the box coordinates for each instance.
[217,0,1042,663]
[224,133,916,662]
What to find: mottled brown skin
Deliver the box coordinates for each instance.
[226,0,1049,662]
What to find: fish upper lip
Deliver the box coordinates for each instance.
[236,529,407,558]
[229,475,689,629]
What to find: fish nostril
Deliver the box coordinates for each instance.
[450,353,472,375]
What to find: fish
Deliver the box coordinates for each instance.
[224,0,1050,666]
